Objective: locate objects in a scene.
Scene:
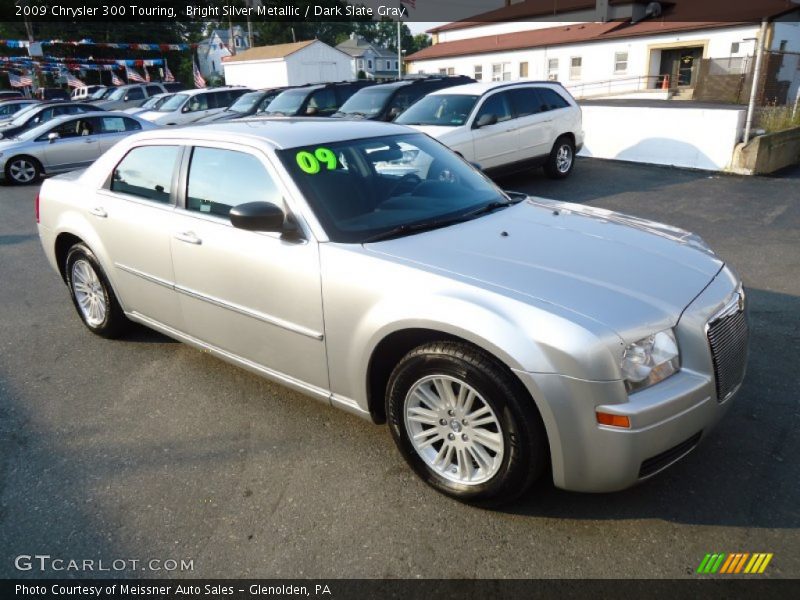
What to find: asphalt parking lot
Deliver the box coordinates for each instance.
[1,158,798,579]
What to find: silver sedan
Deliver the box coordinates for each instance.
[36,120,748,504]
[1,111,157,185]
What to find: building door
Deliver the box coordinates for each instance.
[660,48,703,88]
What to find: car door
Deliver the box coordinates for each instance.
[121,86,145,108]
[508,87,556,160]
[41,116,102,171]
[168,143,328,390]
[468,91,520,168]
[90,144,184,327]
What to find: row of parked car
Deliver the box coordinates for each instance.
[0,75,583,185]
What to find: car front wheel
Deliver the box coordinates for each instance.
[544,136,575,179]
[65,243,129,338]
[387,341,547,505]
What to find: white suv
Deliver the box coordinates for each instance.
[396,81,584,179]
[138,87,252,126]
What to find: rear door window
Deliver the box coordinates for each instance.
[145,85,163,97]
[110,145,180,204]
[126,87,144,101]
[509,88,545,117]
[537,88,570,111]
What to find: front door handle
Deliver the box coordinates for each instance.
[89,207,107,218]
[84,138,97,143]
[174,231,202,245]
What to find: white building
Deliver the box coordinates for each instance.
[336,33,399,79]
[197,26,250,80]
[407,0,800,103]
[222,40,353,89]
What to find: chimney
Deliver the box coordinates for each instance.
[596,0,609,22]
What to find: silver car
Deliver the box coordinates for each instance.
[1,112,156,184]
[36,120,748,504]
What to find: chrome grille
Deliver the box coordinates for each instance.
[707,296,748,402]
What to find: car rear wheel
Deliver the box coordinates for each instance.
[544,136,575,179]
[387,341,547,505]
[65,243,129,338]
[5,156,41,185]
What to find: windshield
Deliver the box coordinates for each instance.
[90,88,107,99]
[262,89,309,115]
[277,133,506,243]
[336,88,394,117]
[140,94,169,110]
[10,106,45,125]
[107,88,128,101]
[395,94,479,127]
[6,103,39,121]
[227,91,263,113]
[157,93,188,112]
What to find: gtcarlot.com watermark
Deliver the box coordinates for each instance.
[14,554,194,573]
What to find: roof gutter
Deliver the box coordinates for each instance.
[743,17,770,145]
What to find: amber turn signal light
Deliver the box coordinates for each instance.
[596,412,631,428]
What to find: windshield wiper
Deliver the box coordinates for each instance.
[362,218,462,243]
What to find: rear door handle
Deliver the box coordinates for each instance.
[174,231,202,245]
[84,139,97,143]
[89,207,107,218]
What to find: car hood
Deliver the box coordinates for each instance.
[406,124,460,139]
[364,197,724,341]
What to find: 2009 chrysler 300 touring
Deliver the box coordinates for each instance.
[37,119,749,504]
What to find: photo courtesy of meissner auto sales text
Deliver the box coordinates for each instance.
[0,0,798,597]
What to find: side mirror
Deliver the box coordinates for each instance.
[305,106,318,116]
[387,107,401,120]
[475,113,498,128]
[230,201,286,232]
[47,132,59,143]
[123,95,129,102]
[470,161,482,171]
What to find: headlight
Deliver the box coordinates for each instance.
[621,329,680,393]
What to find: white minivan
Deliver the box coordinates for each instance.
[138,87,252,126]
[396,81,584,179]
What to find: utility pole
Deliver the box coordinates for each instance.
[743,18,768,145]
[397,20,402,79]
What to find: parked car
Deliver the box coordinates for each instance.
[0,99,38,119]
[122,92,174,115]
[138,87,252,126]
[36,119,748,504]
[95,83,168,111]
[1,111,155,184]
[34,88,70,101]
[0,102,102,140]
[193,88,288,124]
[0,90,25,100]
[333,76,475,122]
[397,81,584,179]
[261,81,376,117]
[71,85,106,101]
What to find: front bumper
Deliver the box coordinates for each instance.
[514,266,746,493]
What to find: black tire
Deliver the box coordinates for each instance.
[387,341,547,506]
[65,243,129,338]
[5,155,42,185]
[543,136,576,179]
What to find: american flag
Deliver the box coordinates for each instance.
[65,72,86,88]
[111,71,124,85]
[192,59,206,88]
[8,71,33,87]
[163,61,175,82]
[125,66,146,83]
[143,67,150,82]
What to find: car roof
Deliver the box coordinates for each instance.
[175,86,250,96]
[126,117,414,149]
[428,81,561,96]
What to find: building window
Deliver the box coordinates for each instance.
[779,40,788,52]
[395,61,398,69]
[357,59,363,70]
[547,58,559,81]
[447,67,455,75]
[387,60,391,70]
[368,59,372,69]
[474,65,483,80]
[570,56,582,80]
[731,42,740,54]
[219,42,224,50]
[211,60,215,72]
[235,37,242,48]
[492,63,511,81]
[439,68,447,75]
[519,62,529,78]
[614,52,628,74]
